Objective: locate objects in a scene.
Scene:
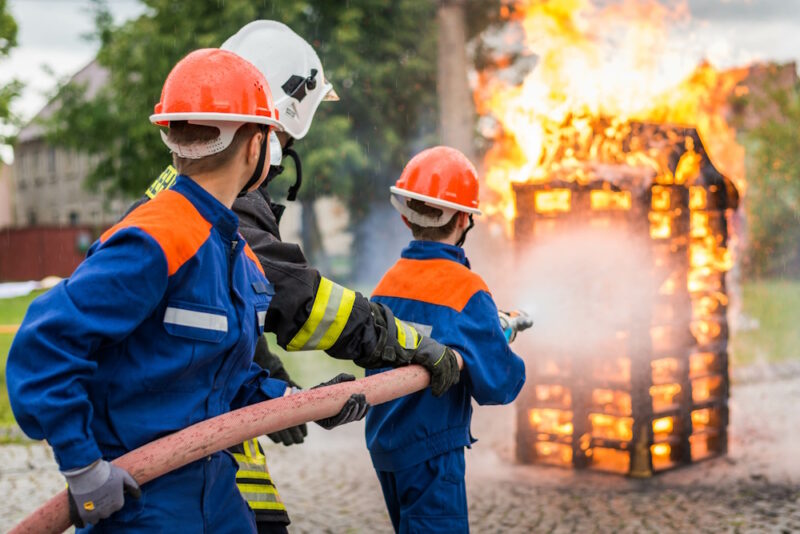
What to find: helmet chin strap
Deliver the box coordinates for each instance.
[282,138,303,201]
[455,214,474,248]
[238,126,269,197]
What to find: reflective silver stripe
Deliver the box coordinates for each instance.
[407,321,433,337]
[304,282,345,349]
[257,311,266,329]
[164,307,228,332]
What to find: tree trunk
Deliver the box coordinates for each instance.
[300,197,329,271]
[437,0,475,161]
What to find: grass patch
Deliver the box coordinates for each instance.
[0,290,47,427]
[0,289,45,324]
[730,280,800,366]
[0,334,15,426]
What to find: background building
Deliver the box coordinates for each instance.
[11,60,129,228]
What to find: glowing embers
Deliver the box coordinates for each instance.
[591,389,632,416]
[649,212,672,239]
[689,352,723,378]
[534,442,573,466]
[651,357,681,384]
[689,407,725,461]
[590,447,630,474]
[535,384,572,409]
[590,190,632,211]
[650,383,682,413]
[692,375,724,403]
[589,413,633,441]
[529,408,573,436]
[534,189,571,213]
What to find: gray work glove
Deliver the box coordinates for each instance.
[411,336,461,397]
[64,459,141,527]
[311,373,370,429]
[498,310,534,343]
[368,302,460,397]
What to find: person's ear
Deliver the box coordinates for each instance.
[247,130,264,166]
[457,212,469,229]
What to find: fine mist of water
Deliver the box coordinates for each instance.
[468,224,656,463]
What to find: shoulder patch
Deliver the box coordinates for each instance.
[101,190,211,276]
[243,242,265,275]
[372,258,490,312]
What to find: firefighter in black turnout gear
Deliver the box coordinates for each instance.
[127,21,461,534]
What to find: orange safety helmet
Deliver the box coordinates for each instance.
[150,48,282,160]
[390,146,481,217]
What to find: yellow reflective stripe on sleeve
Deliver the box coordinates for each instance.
[236,470,272,481]
[288,277,334,350]
[316,287,356,350]
[395,318,420,350]
[287,278,356,351]
[249,501,288,511]
[395,318,407,348]
[237,483,279,496]
[145,165,178,199]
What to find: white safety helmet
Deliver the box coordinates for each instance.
[222,20,338,140]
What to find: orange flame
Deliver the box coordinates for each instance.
[474,0,747,224]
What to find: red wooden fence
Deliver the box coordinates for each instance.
[0,226,103,281]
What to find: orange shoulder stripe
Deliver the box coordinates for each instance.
[101,190,211,276]
[243,242,265,275]
[372,258,489,312]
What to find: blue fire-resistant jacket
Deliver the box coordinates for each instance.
[7,175,287,471]
[365,240,526,471]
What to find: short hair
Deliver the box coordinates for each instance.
[167,121,261,175]
[405,199,459,241]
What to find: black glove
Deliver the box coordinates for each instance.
[267,422,308,446]
[311,373,370,429]
[64,459,141,527]
[411,336,461,397]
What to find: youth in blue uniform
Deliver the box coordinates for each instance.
[6,49,289,531]
[365,147,528,533]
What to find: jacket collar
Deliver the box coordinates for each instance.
[172,175,239,239]
[400,240,471,269]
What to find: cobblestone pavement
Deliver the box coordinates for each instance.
[2,372,798,533]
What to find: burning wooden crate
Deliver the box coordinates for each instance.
[512,122,739,476]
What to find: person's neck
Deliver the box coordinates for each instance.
[190,169,247,209]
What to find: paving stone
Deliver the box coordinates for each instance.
[1,372,798,532]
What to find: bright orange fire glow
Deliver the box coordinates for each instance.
[474,0,747,226]
[530,409,574,435]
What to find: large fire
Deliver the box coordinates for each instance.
[476,0,742,475]
[473,0,747,224]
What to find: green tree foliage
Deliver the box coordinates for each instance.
[741,79,800,279]
[47,0,440,202]
[47,0,500,268]
[0,0,21,148]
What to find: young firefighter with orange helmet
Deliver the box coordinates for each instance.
[366,146,532,533]
[6,49,311,532]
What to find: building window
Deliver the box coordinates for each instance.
[69,211,79,226]
[27,210,37,226]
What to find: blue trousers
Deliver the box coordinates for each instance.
[78,451,256,533]
[375,448,469,534]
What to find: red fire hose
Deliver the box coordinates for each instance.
[10,360,457,533]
